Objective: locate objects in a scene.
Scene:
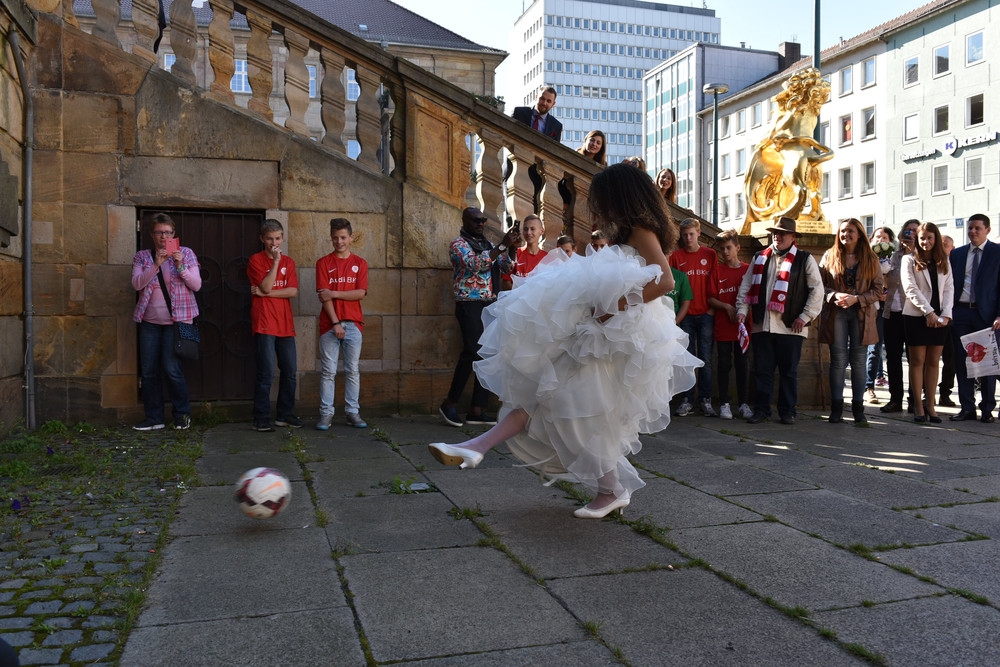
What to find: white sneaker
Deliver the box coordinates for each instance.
[675,400,693,417]
[738,403,754,419]
[700,399,717,417]
[316,414,333,431]
[719,403,733,420]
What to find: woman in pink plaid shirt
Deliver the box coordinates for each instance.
[131,213,202,431]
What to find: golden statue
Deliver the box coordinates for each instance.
[741,67,834,235]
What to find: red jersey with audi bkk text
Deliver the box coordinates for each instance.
[316,252,368,336]
[248,251,298,337]
[669,246,718,316]
[714,262,751,341]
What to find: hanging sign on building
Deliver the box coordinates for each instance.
[943,130,998,156]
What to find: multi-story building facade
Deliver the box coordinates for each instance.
[643,42,796,210]
[884,0,998,245]
[508,0,720,165]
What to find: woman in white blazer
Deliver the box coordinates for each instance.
[901,222,954,423]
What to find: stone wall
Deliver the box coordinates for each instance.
[28,13,475,424]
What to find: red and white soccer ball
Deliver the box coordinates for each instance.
[235,467,291,519]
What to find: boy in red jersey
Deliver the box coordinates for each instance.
[315,218,369,430]
[248,219,300,432]
[708,230,752,420]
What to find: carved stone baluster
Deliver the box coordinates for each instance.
[508,145,537,222]
[570,175,592,241]
[281,28,310,136]
[245,10,274,121]
[475,129,504,222]
[91,0,121,48]
[207,0,236,103]
[353,65,383,172]
[535,159,564,243]
[387,84,405,180]
[319,48,346,153]
[131,0,159,60]
[168,0,197,85]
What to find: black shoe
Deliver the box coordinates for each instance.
[275,415,303,428]
[174,414,191,431]
[939,396,956,407]
[133,418,165,431]
[879,401,903,413]
[929,415,942,424]
[982,415,996,424]
[253,421,275,432]
[747,411,768,424]
[465,412,497,425]
[779,415,795,425]
[914,415,928,423]
[950,410,978,422]
[439,404,463,427]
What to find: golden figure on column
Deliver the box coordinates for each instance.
[741,67,834,235]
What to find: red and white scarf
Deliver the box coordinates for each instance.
[746,244,797,313]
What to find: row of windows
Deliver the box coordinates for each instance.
[523,39,543,63]
[837,57,877,96]
[544,13,719,44]
[902,156,993,197]
[522,16,543,43]
[829,107,877,146]
[551,84,642,102]
[547,61,647,78]
[546,38,677,60]
[902,94,984,141]
[565,130,642,145]
[903,30,985,87]
[556,108,640,124]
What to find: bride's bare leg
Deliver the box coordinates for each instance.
[457,408,530,455]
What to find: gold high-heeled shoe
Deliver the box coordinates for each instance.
[428,443,484,469]
[573,493,630,519]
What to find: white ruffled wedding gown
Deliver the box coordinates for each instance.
[474,244,701,498]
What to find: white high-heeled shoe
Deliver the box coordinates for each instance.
[573,493,630,519]
[428,443,484,469]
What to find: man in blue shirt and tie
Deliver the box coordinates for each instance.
[949,213,1000,423]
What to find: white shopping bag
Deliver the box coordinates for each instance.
[959,327,1000,379]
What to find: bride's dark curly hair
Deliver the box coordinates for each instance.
[588,163,677,253]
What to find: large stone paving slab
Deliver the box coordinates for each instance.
[374,415,491,446]
[319,492,483,553]
[549,568,863,666]
[308,457,420,499]
[937,473,1000,498]
[628,477,762,529]
[641,457,816,496]
[397,640,617,666]
[685,439,834,472]
[171,483,315,537]
[481,506,685,579]
[668,522,939,610]
[137,529,343,625]
[343,547,584,662]
[298,431,399,460]
[734,489,966,547]
[196,451,303,485]
[121,609,363,666]
[201,424,305,455]
[878,539,1000,604]
[425,467,575,513]
[905,501,1000,539]
[814,596,1000,667]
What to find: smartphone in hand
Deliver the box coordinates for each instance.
[165,238,180,254]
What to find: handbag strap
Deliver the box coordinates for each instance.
[155,261,175,318]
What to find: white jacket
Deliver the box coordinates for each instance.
[900,254,954,319]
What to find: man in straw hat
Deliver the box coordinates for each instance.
[736,217,823,424]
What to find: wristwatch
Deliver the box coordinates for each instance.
[497,243,507,253]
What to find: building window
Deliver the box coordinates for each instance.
[231,59,251,93]
[720,196,730,220]
[861,162,875,194]
[706,157,712,182]
[347,70,360,101]
[720,116,730,138]
[861,57,876,87]
[840,66,853,95]
[839,167,852,198]
[967,31,984,65]
[736,148,746,175]
[721,154,730,179]
[736,109,746,133]
[163,53,176,72]
[861,215,875,236]
[932,164,949,194]
[967,93,984,126]
[862,107,875,140]
[903,113,919,142]
[933,44,950,76]
[821,172,830,202]
[904,56,919,86]
[840,114,852,145]
[307,65,317,98]
[820,121,830,146]
[902,171,918,199]
[966,156,984,189]
[735,193,745,218]
[933,105,949,135]
[751,103,762,127]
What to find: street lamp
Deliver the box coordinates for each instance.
[703,82,729,228]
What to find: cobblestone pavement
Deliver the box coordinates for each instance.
[1,424,200,666]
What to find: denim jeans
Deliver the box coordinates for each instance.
[865,312,885,389]
[138,321,190,422]
[829,307,867,403]
[680,312,714,402]
[751,331,804,418]
[319,322,363,416]
[446,301,492,410]
[253,334,297,422]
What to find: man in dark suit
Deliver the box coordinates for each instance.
[512,87,562,141]
[949,213,1000,423]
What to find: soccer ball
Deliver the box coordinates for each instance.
[235,467,291,519]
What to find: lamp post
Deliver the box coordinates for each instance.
[703,82,729,228]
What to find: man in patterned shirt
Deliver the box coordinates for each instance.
[439,207,520,427]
